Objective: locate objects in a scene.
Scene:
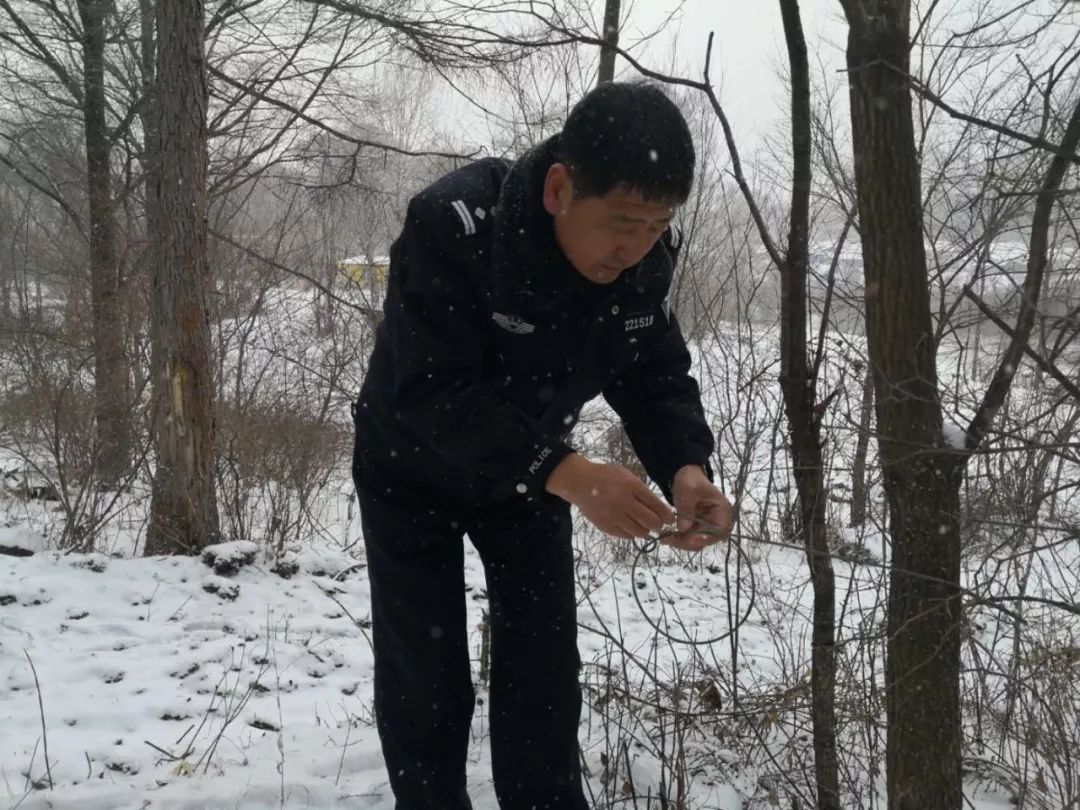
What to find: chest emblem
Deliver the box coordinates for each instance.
[493,312,536,335]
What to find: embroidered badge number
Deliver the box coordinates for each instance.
[624,314,655,332]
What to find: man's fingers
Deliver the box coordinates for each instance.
[659,534,681,549]
[662,533,702,551]
[662,521,723,550]
[675,512,693,533]
[633,486,675,526]
[704,503,734,537]
[674,501,734,540]
[621,514,654,539]
[626,499,666,535]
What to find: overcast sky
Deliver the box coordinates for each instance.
[626,0,850,148]
[430,1,854,157]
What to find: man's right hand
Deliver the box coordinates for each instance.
[545,454,675,539]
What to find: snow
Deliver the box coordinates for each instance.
[4,521,1036,808]
[2,548,390,809]
[1,283,1075,809]
[201,541,258,576]
[0,525,43,556]
[0,530,786,809]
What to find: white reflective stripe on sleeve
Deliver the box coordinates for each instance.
[451,200,476,235]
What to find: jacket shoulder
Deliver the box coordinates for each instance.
[410,157,509,242]
[394,158,508,301]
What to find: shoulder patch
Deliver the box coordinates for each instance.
[450,199,479,236]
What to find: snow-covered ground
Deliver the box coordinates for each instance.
[3,532,388,809]
[2,282,1076,808]
[0,521,755,809]
[3,513,1041,809]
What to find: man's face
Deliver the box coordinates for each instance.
[543,163,675,284]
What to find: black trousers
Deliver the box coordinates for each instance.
[356,484,590,810]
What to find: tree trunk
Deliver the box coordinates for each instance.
[77,0,131,486]
[849,368,873,528]
[840,3,964,808]
[597,0,620,83]
[139,0,157,199]
[136,0,159,388]
[146,0,219,555]
[777,2,840,807]
[597,0,624,475]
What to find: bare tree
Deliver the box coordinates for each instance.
[849,368,873,528]
[838,2,967,804]
[837,1,1080,807]
[77,0,132,485]
[597,0,620,83]
[0,0,134,484]
[776,3,840,806]
[146,0,219,554]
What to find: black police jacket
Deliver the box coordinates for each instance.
[352,136,715,509]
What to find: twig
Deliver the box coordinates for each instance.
[961,286,1080,405]
[196,646,268,775]
[661,514,1080,623]
[23,738,39,794]
[23,651,52,790]
[321,587,373,651]
[144,739,182,762]
[168,596,194,622]
[335,718,352,786]
[208,227,367,317]
[868,59,1080,164]
[208,65,478,161]
[274,650,286,809]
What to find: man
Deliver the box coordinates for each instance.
[351,81,735,809]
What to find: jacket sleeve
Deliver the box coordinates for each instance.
[384,196,574,499]
[602,310,715,502]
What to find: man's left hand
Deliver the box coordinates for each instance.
[666,465,735,552]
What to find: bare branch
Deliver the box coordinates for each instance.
[207,64,478,160]
[0,0,83,103]
[910,0,945,48]
[893,62,1080,164]
[962,287,1080,408]
[965,93,1080,450]
[208,226,369,316]
[811,213,854,384]
[297,0,545,68]
[0,137,86,235]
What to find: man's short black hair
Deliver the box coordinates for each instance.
[555,81,695,206]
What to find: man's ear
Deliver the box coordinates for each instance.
[543,163,574,216]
